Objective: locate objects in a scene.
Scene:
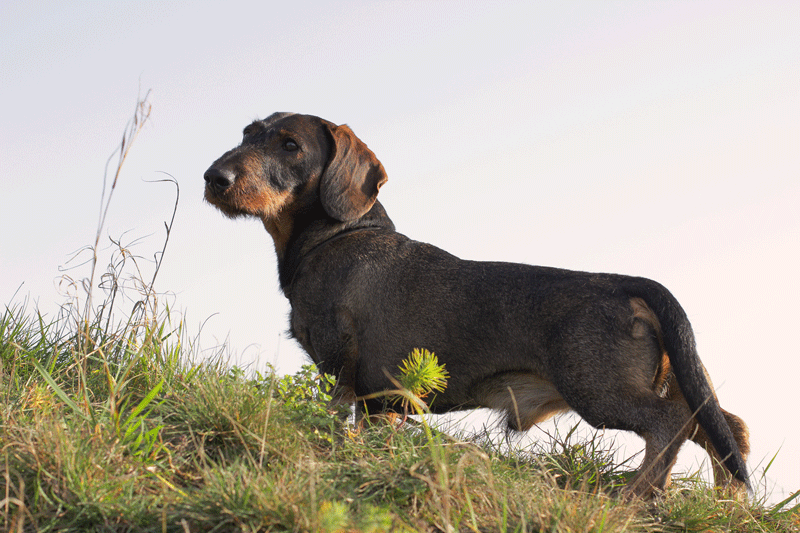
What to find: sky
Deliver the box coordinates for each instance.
[2,1,798,505]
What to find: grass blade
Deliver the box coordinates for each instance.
[31,358,91,422]
[122,378,164,429]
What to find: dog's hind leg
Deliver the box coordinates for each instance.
[559,363,694,498]
[622,396,694,498]
[555,380,697,498]
[663,372,750,495]
[552,309,696,498]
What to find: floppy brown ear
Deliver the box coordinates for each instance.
[320,123,388,222]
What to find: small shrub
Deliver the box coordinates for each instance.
[273,364,346,444]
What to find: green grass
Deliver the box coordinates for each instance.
[2,92,797,532]
[2,299,798,532]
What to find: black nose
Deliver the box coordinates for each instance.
[204,166,235,193]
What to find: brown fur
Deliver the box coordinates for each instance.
[473,372,571,431]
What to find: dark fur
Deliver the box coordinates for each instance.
[204,112,750,498]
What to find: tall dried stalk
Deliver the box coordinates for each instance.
[83,91,153,327]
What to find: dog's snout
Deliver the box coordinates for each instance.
[204,166,235,193]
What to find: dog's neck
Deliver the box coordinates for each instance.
[277,200,395,295]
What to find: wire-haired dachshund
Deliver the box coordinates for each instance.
[204,112,750,498]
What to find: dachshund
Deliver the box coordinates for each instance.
[203,112,750,498]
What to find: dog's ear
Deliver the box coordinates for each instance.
[320,123,388,222]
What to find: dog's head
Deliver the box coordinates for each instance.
[204,113,388,248]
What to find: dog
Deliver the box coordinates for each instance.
[204,112,750,498]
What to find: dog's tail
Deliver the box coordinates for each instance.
[624,276,751,492]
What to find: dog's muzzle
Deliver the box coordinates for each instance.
[204,166,235,195]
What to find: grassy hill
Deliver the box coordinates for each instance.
[1,296,798,532]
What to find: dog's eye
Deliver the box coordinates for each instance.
[283,139,299,152]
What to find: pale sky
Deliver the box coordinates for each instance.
[2,1,798,504]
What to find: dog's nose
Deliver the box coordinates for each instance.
[204,166,235,193]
